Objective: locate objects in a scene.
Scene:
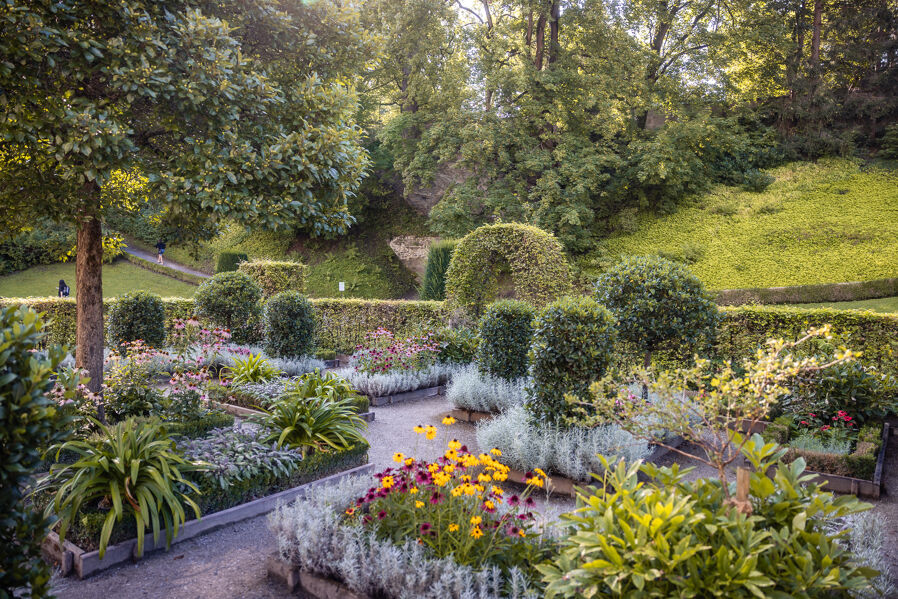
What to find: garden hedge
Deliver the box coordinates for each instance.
[238,260,306,298]
[715,276,898,306]
[215,251,249,273]
[4,298,896,378]
[444,223,572,316]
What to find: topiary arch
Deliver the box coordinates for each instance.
[444,223,572,315]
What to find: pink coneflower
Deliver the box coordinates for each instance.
[419,522,433,535]
[429,491,443,505]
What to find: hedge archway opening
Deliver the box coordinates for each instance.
[444,223,572,316]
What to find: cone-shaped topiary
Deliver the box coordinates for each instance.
[476,299,535,380]
[420,240,457,301]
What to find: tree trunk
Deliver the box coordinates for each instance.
[810,0,823,69]
[642,350,652,400]
[75,185,105,420]
[548,0,560,65]
[534,12,546,70]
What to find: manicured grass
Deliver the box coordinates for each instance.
[0,261,198,299]
[791,296,898,313]
[580,158,898,290]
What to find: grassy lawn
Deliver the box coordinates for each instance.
[791,296,898,314]
[0,260,197,299]
[580,158,898,290]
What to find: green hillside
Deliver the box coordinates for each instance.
[579,159,898,290]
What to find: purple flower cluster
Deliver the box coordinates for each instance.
[352,327,441,375]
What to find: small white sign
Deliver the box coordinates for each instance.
[338,281,345,292]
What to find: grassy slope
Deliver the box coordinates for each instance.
[793,295,898,314]
[0,260,198,298]
[580,158,898,290]
[153,195,429,299]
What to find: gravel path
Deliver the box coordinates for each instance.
[123,244,211,279]
[49,398,898,598]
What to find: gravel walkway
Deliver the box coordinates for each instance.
[48,398,898,598]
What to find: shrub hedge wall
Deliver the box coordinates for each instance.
[237,260,306,298]
[3,298,896,376]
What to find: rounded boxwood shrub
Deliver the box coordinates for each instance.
[194,272,262,343]
[529,296,617,425]
[238,260,306,298]
[476,300,535,380]
[264,291,316,358]
[445,223,572,317]
[420,239,457,301]
[593,256,718,366]
[107,290,166,348]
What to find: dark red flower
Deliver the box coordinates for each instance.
[419,522,433,535]
[508,494,520,507]
[429,491,443,505]
[377,510,387,520]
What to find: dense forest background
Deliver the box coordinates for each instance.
[3,0,897,280]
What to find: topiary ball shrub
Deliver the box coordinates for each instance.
[215,251,249,273]
[264,291,316,358]
[528,296,617,425]
[1,306,70,597]
[238,260,306,298]
[195,272,262,344]
[476,300,535,380]
[107,290,166,348]
[420,239,457,301]
[594,256,718,366]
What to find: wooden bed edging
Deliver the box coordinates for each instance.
[799,421,889,499]
[41,463,374,580]
[211,401,375,422]
[268,557,372,599]
[447,408,493,423]
[368,384,445,407]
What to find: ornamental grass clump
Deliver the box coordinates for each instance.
[345,420,553,582]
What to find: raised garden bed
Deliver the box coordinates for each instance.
[733,420,889,498]
[268,556,371,599]
[212,400,375,423]
[42,462,373,579]
[368,384,445,407]
[447,408,493,423]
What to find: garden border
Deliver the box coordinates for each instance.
[41,463,373,579]
[367,384,446,407]
[715,276,898,306]
[267,556,372,599]
[447,408,493,423]
[211,400,376,423]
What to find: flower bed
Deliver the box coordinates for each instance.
[338,364,451,404]
[269,426,552,599]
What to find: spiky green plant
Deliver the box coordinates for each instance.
[43,418,205,558]
[224,353,281,385]
[251,395,367,456]
[419,239,457,301]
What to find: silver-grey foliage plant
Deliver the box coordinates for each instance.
[476,405,650,481]
[337,364,451,397]
[446,365,527,413]
[268,476,540,599]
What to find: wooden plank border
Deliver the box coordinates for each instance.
[368,384,445,407]
[45,463,374,579]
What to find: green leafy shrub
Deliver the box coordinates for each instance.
[215,251,249,273]
[0,306,72,597]
[594,256,718,365]
[419,239,457,301]
[433,326,479,365]
[250,395,367,456]
[238,259,306,297]
[264,291,316,358]
[539,439,879,598]
[283,369,368,413]
[783,360,897,424]
[741,168,775,192]
[224,353,281,385]
[880,123,898,159]
[107,290,166,349]
[445,223,572,316]
[194,271,262,343]
[0,223,74,275]
[476,300,535,380]
[529,296,617,425]
[44,418,205,559]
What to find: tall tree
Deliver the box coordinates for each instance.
[0,0,371,399]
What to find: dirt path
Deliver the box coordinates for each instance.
[123,244,211,279]
[48,399,898,598]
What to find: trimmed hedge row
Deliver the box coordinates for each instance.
[4,297,896,376]
[716,276,898,306]
[0,297,448,354]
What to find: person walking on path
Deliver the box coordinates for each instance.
[155,239,166,265]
